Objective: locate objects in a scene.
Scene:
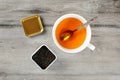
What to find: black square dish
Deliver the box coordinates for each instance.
[32,45,56,70]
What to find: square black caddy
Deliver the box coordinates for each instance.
[32,45,57,70]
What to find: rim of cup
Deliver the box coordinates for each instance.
[52,14,91,53]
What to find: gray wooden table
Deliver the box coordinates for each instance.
[0,0,120,80]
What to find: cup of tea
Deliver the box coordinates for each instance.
[52,14,95,53]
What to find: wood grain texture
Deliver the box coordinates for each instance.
[0,0,120,80]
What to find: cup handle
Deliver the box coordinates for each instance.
[87,43,95,51]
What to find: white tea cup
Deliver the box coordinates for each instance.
[52,14,95,53]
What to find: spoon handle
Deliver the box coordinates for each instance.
[77,16,97,30]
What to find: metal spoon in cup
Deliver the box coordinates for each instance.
[60,16,97,41]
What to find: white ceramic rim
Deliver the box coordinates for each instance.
[52,14,91,53]
[31,44,57,70]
